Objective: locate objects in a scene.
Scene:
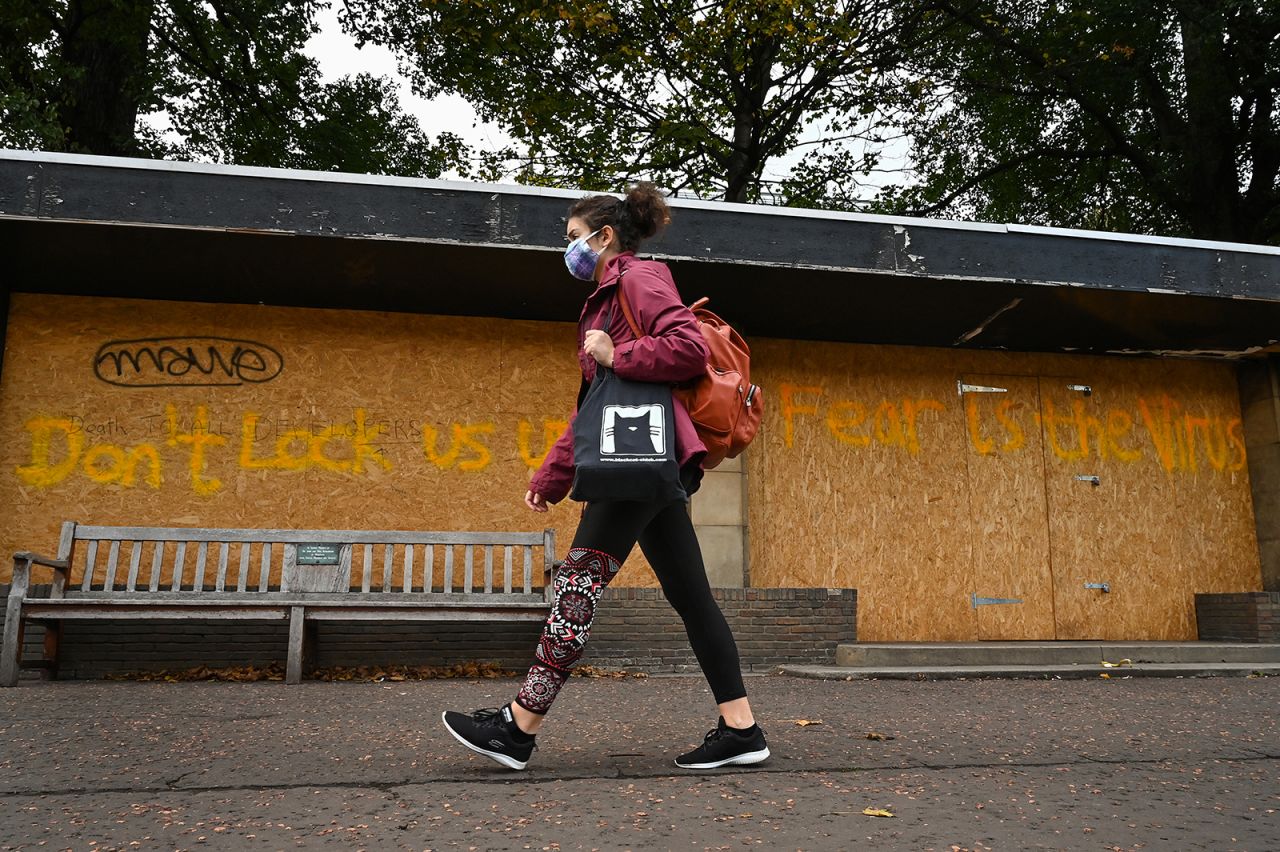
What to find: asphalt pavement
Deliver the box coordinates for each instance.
[0,673,1276,850]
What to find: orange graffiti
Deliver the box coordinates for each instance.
[778,382,1247,476]
[240,408,391,475]
[780,384,822,448]
[15,415,161,489]
[165,404,225,494]
[422,423,494,471]
[518,418,570,468]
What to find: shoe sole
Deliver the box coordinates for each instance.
[440,711,529,770]
[674,746,770,770]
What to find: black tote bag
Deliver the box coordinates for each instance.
[570,301,687,503]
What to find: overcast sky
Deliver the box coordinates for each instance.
[304,5,516,164]
[301,5,906,194]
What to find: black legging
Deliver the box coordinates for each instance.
[514,494,748,714]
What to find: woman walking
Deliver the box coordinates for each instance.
[441,183,768,771]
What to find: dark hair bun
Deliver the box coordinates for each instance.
[624,182,671,240]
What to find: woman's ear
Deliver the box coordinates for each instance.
[599,225,616,249]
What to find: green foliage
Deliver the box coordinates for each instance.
[877,0,1280,243]
[343,0,929,202]
[0,0,480,178]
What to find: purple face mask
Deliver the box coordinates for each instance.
[564,228,602,281]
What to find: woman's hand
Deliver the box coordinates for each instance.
[525,490,549,513]
[583,330,615,368]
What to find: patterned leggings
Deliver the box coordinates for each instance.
[515,496,747,715]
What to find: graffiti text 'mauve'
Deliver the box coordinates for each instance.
[94,337,284,387]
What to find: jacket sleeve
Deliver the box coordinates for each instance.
[529,414,575,504]
[611,262,709,383]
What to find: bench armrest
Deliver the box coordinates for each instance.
[9,552,70,598]
[13,551,70,571]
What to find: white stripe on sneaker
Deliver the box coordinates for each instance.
[675,746,771,770]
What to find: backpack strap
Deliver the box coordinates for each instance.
[615,272,645,340]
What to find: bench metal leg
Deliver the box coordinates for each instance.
[286,606,308,684]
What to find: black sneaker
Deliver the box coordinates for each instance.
[441,705,536,770]
[675,717,770,769]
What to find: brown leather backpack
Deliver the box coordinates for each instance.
[617,286,762,469]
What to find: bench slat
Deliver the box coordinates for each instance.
[425,545,435,593]
[464,546,474,593]
[403,544,414,593]
[444,546,454,594]
[73,526,546,546]
[215,542,229,592]
[149,541,164,592]
[125,541,142,592]
[299,608,546,622]
[523,547,533,594]
[236,542,250,592]
[361,543,372,593]
[381,544,393,593]
[82,540,98,592]
[22,605,291,621]
[194,541,208,591]
[104,540,121,590]
[172,541,187,592]
[22,606,547,623]
[43,591,548,606]
[484,545,494,594]
[503,546,513,594]
[258,543,272,592]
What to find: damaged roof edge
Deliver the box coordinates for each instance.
[3,147,1278,258]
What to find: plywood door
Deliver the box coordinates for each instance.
[1040,375,1192,640]
[961,374,1056,639]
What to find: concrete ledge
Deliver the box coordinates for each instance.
[837,640,1280,667]
[780,663,1280,681]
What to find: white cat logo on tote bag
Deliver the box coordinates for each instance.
[600,404,666,455]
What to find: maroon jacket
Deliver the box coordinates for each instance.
[530,252,709,503]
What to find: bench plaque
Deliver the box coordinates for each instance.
[297,543,341,565]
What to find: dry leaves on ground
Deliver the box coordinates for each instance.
[104,661,651,682]
[573,665,649,679]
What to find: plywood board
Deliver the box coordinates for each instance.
[748,339,1263,641]
[1041,367,1259,640]
[961,374,1055,640]
[0,294,661,590]
[745,340,977,641]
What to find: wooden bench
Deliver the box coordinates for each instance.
[2,522,556,685]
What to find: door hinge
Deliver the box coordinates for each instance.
[1074,474,1101,486]
[957,381,1008,396]
[971,594,1024,608]
[1084,582,1111,593]
[1067,384,1092,396]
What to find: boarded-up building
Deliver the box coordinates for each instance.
[2,150,1278,654]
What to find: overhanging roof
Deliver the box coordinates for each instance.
[2,149,1278,361]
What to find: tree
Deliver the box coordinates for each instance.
[876,0,1280,244]
[0,0,481,178]
[342,0,934,203]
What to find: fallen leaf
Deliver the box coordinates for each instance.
[1099,673,1111,679]
[865,732,896,741]
[862,808,895,818]
[778,719,823,727]
[1100,658,1132,668]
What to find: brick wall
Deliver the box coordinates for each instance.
[1,586,856,680]
[1195,592,1280,642]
